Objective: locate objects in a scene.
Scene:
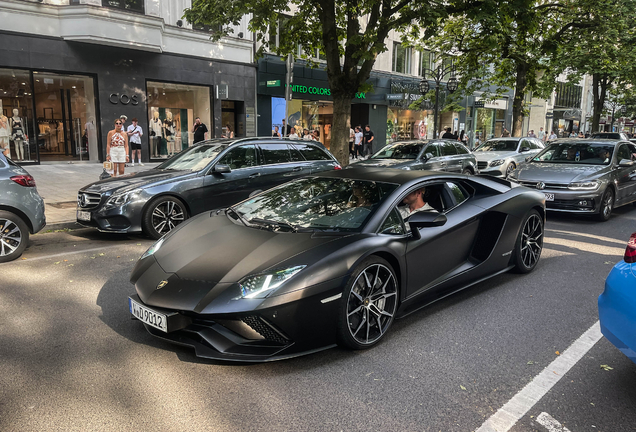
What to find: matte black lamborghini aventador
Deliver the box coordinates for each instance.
[128,168,545,361]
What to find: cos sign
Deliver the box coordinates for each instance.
[109,93,140,105]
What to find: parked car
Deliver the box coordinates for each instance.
[507,138,636,221]
[128,168,544,361]
[474,137,544,177]
[0,153,46,262]
[598,231,636,364]
[77,138,340,239]
[351,140,478,174]
[591,132,630,140]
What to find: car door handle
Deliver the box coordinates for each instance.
[249,172,261,178]
[292,167,303,172]
[440,162,446,166]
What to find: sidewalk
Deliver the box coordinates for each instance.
[25,162,160,226]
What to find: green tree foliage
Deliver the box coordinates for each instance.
[183,0,453,165]
[429,0,599,137]
[556,0,636,132]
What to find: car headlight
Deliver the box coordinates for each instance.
[568,181,600,191]
[490,159,505,167]
[104,188,142,208]
[141,237,165,259]
[238,265,306,299]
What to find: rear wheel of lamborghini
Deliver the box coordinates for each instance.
[337,256,399,350]
[512,209,543,274]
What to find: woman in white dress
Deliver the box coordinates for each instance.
[106,119,129,177]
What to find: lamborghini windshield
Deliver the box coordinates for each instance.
[232,177,399,232]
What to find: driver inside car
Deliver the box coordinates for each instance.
[398,188,437,221]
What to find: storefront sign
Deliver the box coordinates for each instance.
[245,107,256,136]
[109,93,139,105]
[475,97,507,110]
[474,101,485,108]
[546,111,554,118]
[290,85,366,99]
[386,94,404,100]
[216,84,228,99]
[267,80,281,87]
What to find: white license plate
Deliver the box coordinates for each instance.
[544,193,555,201]
[77,210,91,221]
[129,297,168,332]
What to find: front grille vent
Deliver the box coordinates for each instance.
[77,192,102,209]
[241,316,289,344]
[518,181,568,190]
[477,161,489,170]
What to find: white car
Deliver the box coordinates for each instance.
[474,137,545,177]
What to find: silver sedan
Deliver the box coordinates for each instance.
[474,137,544,177]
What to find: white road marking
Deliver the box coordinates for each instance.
[536,412,572,432]
[475,321,602,432]
[4,244,146,264]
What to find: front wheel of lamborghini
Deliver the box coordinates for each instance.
[337,256,399,350]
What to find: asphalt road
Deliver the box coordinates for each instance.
[1,206,635,432]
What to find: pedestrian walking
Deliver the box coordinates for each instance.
[126,117,144,166]
[441,127,454,139]
[458,130,466,145]
[349,127,355,158]
[107,118,129,177]
[193,117,208,143]
[225,123,235,138]
[501,128,511,137]
[302,128,312,140]
[272,126,281,138]
[537,127,546,141]
[354,126,363,159]
[289,127,299,139]
[281,119,292,136]
[548,130,557,140]
[312,130,320,142]
[363,125,374,157]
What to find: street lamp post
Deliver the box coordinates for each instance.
[419,63,458,139]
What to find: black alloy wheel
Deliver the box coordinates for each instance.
[0,210,29,263]
[337,256,398,350]
[506,162,516,177]
[595,188,614,222]
[512,209,543,274]
[142,196,188,240]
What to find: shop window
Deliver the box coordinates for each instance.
[147,81,211,160]
[222,100,244,138]
[33,72,97,162]
[392,42,411,74]
[0,69,36,162]
[102,0,144,13]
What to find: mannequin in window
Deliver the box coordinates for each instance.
[163,111,175,157]
[0,113,10,157]
[10,109,26,161]
[149,110,162,158]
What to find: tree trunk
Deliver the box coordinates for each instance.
[330,95,352,166]
[591,73,608,133]
[511,62,528,137]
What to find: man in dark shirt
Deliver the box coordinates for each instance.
[441,127,455,139]
[193,117,208,143]
[363,125,375,157]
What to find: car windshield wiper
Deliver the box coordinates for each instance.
[249,218,304,233]
[226,208,248,226]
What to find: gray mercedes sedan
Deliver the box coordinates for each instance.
[351,140,478,174]
[77,138,340,239]
[507,139,636,221]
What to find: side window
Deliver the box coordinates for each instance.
[379,208,406,235]
[533,139,544,149]
[617,144,631,161]
[218,145,257,169]
[260,144,292,165]
[628,144,636,160]
[519,139,529,150]
[288,144,304,162]
[445,182,469,209]
[423,143,440,157]
[441,142,457,156]
[454,143,469,154]
[291,143,331,161]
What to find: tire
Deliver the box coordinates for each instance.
[462,168,473,175]
[142,196,188,240]
[337,256,399,350]
[511,209,543,274]
[0,210,29,263]
[505,162,516,177]
[595,188,614,222]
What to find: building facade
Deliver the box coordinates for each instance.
[0,0,256,164]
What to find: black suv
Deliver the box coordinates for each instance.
[77,138,340,238]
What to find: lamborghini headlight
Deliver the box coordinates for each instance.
[238,265,306,299]
[490,159,505,167]
[141,237,165,259]
[568,181,600,191]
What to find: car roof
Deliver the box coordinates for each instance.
[485,137,521,141]
[315,167,462,185]
[547,138,625,145]
[194,137,327,148]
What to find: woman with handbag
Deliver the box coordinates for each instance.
[106,119,129,177]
